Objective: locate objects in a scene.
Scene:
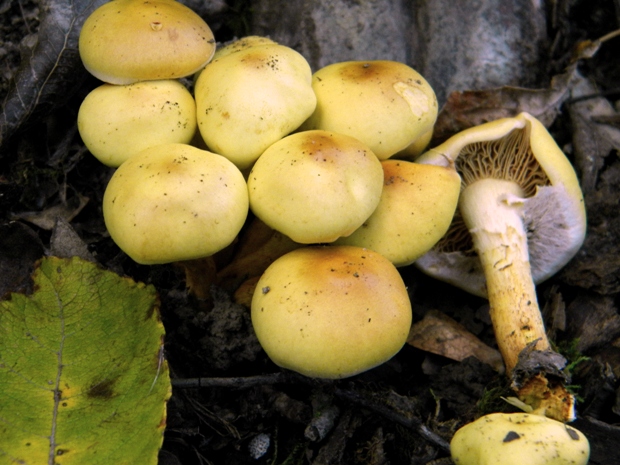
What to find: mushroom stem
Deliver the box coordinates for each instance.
[176,256,218,303]
[460,178,575,421]
[459,178,550,374]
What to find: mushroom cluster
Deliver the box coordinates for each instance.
[77,1,587,433]
[76,0,451,380]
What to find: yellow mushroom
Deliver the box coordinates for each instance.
[251,245,412,379]
[301,60,437,160]
[103,143,248,265]
[247,130,384,244]
[194,36,317,169]
[415,112,587,421]
[450,412,590,465]
[79,0,216,84]
[336,158,461,266]
[77,80,196,167]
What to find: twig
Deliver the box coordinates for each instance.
[597,28,620,44]
[171,372,289,389]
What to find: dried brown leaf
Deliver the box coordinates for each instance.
[408,310,504,373]
[567,71,620,193]
[432,65,580,144]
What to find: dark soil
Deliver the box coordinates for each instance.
[1,1,620,464]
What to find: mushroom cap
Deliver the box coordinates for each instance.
[335,159,461,267]
[251,245,412,379]
[79,0,216,85]
[247,130,384,244]
[450,412,590,465]
[194,36,317,169]
[300,60,438,160]
[415,112,587,297]
[78,80,197,167]
[211,35,276,59]
[103,143,248,264]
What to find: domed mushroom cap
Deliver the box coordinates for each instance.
[103,143,248,264]
[211,35,276,59]
[247,130,384,244]
[415,112,587,297]
[251,245,412,379]
[336,159,461,267]
[79,0,216,84]
[78,80,197,167]
[450,412,590,465]
[194,36,317,169]
[301,60,438,160]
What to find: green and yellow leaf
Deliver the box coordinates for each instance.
[0,256,170,464]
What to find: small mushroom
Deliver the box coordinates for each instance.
[102,143,248,299]
[251,245,412,379]
[335,157,461,267]
[103,143,248,264]
[300,60,438,160]
[77,80,197,167]
[450,412,590,465]
[415,112,586,421]
[194,36,317,169]
[79,0,216,84]
[247,130,384,244]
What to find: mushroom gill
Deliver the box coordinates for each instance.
[434,126,551,257]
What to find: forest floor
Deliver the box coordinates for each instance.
[1,0,620,464]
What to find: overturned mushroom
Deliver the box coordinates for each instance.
[415,113,586,422]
